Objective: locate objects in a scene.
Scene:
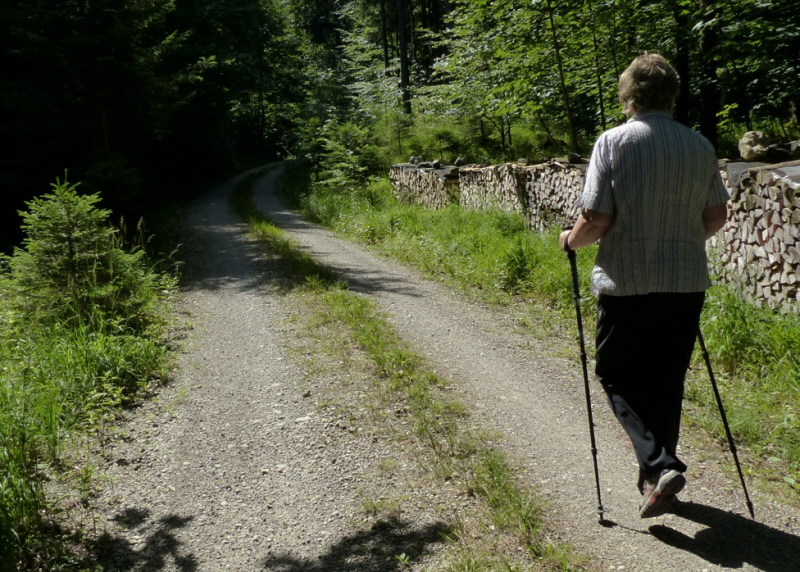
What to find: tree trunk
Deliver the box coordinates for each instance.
[535,110,555,147]
[727,60,753,130]
[380,0,390,71]
[429,0,444,60]
[396,0,412,114]
[698,0,719,148]
[408,0,417,68]
[609,0,621,78]
[489,117,506,152]
[671,1,692,126]
[430,0,442,32]
[546,0,579,152]
[586,1,607,131]
[100,103,110,151]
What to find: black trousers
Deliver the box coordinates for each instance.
[595,292,705,493]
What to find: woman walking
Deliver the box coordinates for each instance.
[560,53,730,518]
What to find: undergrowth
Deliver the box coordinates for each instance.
[281,159,800,497]
[232,169,584,571]
[0,179,175,569]
[689,289,800,488]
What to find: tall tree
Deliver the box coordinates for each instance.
[543,0,578,151]
[396,0,413,114]
[698,0,719,147]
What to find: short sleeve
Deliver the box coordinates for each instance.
[706,154,730,207]
[581,133,615,215]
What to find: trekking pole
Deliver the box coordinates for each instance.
[696,328,755,520]
[565,244,606,523]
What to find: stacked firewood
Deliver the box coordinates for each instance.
[459,164,526,214]
[389,158,800,315]
[711,160,800,314]
[520,162,587,232]
[388,164,460,209]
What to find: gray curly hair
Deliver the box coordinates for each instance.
[618,53,680,115]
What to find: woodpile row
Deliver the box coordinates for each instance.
[388,164,459,209]
[710,161,800,314]
[435,161,588,232]
[521,162,587,232]
[459,164,527,214]
[390,160,800,315]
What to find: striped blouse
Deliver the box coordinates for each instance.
[581,111,730,296]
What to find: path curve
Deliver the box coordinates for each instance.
[87,168,800,571]
[252,167,800,572]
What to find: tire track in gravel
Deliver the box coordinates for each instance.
[86,170,457,571]
[248,166,800,572]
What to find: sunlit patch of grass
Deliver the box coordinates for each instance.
[281,160,800,500]
[236,170,584,571]
[0,287,170,567]
[229,171,337,287]
[687,288,800,489]
[281,162,595,316]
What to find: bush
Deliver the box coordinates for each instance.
[6,177,168,333]
[313,120,383,194]
[0,176,174,567]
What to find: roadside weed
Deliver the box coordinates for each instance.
[283,160,800,498]
[0,179,174,567]
[234,171,587,571]
[688,288,800,482]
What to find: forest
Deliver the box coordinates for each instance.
[2,0,799,253]
[1,1,799,567]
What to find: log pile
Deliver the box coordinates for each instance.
[389,158,800,315]
[521,162,587,232]
[710,160,800,314]
[459,164,526,214]
[388,164,460,209]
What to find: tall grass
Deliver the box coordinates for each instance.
[282,160,800,490]
[0,181,174,568]
[235,172,582,570]
[690,289,800,480]
[284,163,596,313]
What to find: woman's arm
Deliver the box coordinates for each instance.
[559,209,613,251]
[702,203,728,239]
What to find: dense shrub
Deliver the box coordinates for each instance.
[0,177,173,567]
[6,178,169,333]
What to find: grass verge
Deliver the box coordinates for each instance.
[231,169,586,571]
[281,160,800,500]
[0,242,174,568]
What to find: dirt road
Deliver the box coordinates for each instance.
[88,168,800,571]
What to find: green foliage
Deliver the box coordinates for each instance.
[403,117,472,164]
[472,449,542,545]
[0,178,174,567]
[312,119,387,194]
[7,178,166,332]
[688,288,800,473]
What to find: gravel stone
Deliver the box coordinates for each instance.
[78,167,800,571]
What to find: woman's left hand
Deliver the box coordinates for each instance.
[559,230,572,252]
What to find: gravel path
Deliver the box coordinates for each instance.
[88,168,800,571]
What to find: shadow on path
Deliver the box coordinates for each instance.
[262,517,450,572]
[649,501,800,572]
[179,173,423,299]
[90,508,198,571]
[254,205,425,299]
